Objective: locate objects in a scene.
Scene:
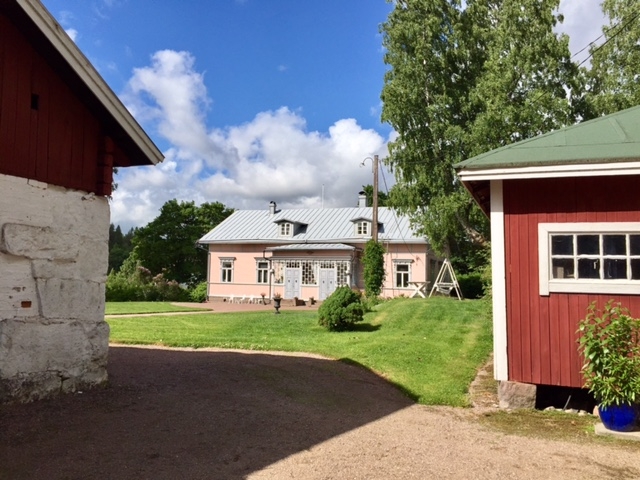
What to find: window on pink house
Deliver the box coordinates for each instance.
[257,261,269,284]
[221,259,234,283]
[394,263,410,288]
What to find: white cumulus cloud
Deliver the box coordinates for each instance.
[112,49,390,231]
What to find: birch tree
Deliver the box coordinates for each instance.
[380,0,582,265]
[587,0,640,114]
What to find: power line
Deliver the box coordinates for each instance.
[378,163,418,260]
[576,7,640,68]
[570,32,605,61]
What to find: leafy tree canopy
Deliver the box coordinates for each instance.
[380,0,587,266]
[131,199,234,286]
[108,224,136,273]
[587,0,640,115]
[361,185,389,207]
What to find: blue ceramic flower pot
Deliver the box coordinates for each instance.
[599,404,639,432]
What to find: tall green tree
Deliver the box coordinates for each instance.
[131,199,234,286]
[361,185,389,207]
[587,0,640,115]
[380,0,583,265]
[108,224,136,273]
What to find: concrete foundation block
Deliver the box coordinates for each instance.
[52,191,110,242]
[0,252,39,318]
[31,238,108,283]
[0,318,108,402]
[0,318,109,376]
[1,223,79,260]
[36,278,104,320]
[498,380,537,409]
[0,174,110,403]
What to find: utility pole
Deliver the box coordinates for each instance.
[372,154,379,242]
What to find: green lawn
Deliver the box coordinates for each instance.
[107,297,492,407]
[105,302,208,315]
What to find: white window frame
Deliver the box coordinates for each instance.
[279,222,292,237]
[393,260,412,288]
[538,222,640,296]
[256,260,269,284]
[220,258,234,283]
[355,221,369,236]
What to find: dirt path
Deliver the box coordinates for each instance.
[1,345,639,480]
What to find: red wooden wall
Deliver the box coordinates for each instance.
[504,176,640,388]
[0,13,114,195]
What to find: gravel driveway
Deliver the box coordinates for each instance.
[1,344,639,480]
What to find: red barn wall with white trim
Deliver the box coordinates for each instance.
[503,176,640,388]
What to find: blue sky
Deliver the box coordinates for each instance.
[40,0,605,231]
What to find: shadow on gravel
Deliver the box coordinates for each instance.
[0,345,413,480]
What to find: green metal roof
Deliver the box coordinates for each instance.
[455,105,640,171]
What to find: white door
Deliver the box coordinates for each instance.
[284,268,301,299]
[319,268,336,300]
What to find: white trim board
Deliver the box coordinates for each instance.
[458,161,640,182]
[490,180,509,381]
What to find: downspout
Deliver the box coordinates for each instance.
[350,248,359,288]
[264,248,273,300]
[195,242,211,300]
[385,240,393,297]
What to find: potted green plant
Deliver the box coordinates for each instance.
[577,301,640,432]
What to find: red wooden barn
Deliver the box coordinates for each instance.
[0,0,162,402]
[456,106,640,407]
[0,0,160,192]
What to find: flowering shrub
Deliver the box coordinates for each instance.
[106,256,189,302]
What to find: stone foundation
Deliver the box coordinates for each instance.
[0,174,110,403]
[498,380,537,409]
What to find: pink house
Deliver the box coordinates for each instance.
[198,193,440,302]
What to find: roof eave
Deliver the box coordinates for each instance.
[457,160,640,182]
[17,0,163,166]
[458,160,640,218]
[199,238,428,245]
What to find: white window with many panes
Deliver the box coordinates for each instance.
[279,222,292,237]
[539,223,640,295]
[394,262,411,288]
[256,260,269,284]
[355,221,369,236]
[220,258,234,283]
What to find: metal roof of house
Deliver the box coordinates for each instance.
[455,105,640,171]
[199,206,427,245]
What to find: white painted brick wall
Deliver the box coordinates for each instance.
[0,174,110,403]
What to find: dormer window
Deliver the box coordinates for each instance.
[280,222,292,237]
[356,221,369,236]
